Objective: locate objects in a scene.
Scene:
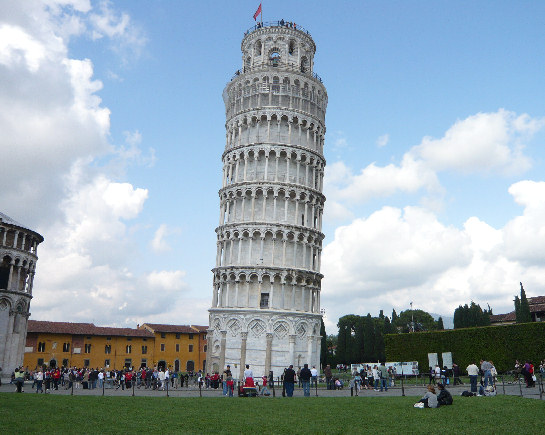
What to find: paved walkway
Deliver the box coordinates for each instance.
[1,380,542,399]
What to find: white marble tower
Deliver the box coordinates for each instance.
[207,21,327,379]
[0,212,43,379]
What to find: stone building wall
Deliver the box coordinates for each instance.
[0,212,43,378]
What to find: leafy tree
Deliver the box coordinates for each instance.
[437,317,444,330]
[453,302,491,328]
[395,309,438,333]
[391,309,398,325]
[362,314,375,362]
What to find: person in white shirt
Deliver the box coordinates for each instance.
[466,362,479,393]
[35,369,44,393]
[159,369,166,390]
[310,366,318,388]
[243,364,253,381]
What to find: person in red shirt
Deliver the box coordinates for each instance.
[260,375,270,396]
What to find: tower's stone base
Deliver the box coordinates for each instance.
[206,308,321,379]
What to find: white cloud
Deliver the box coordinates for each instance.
[502,180,545,266]
[146,270,187,292]
[320,180,545,326]
[151,224,172,253]
[325,109,543,217]
[89,0,147,62]
[325,155,441,204]
[0,2,197,326]
[411,109,540,175]
[376,133,389,147]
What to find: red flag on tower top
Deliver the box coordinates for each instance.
[253,3,262,21]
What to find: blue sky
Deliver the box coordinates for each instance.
[2,1,545,333]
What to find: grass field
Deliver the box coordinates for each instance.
[1,393,543,434]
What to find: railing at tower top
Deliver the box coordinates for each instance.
[244,21,312,38]
[231,61,323,83]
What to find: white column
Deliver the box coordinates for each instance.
[264,155,269,181]
[237,236,243,264]
[235,282,239,307]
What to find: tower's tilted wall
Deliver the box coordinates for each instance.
[207,22,327,378]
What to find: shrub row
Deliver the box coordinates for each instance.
[384,322,545,373]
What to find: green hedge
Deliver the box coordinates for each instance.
[384,322,545,373]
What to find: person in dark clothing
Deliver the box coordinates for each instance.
[283,365,296,397]
[299,364,312,396]
[437,383,453,406]
[452,363,463,385]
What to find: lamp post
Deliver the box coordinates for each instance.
[410,302,414,333]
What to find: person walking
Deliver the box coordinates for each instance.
[283,365,296,397]
[379,362,389,392]
[452,363,463,385]
[299,364,312,397]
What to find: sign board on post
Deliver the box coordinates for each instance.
[428,353,438,370]
[442,352,453,369]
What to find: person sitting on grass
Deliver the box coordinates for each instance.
[437,383,453,406]
[415,384,438,408]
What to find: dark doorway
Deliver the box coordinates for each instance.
[174,360,180,372]
[186,360,195,372]
[49,359,57,368]
[158,360,166,371]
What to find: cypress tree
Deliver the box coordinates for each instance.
[320,317,327,366]
[437,316,444,330]
[514,296,521,323]
[520,283,532,323]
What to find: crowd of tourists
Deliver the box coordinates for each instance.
[8,365,205,393]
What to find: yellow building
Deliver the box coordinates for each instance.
[23,320,207,371]
[140,324,207,373]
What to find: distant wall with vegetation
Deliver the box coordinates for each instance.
[384,322,545,373]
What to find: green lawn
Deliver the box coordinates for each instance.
[1,393,543,434]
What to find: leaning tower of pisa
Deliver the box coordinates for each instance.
[207,21,327,379]
[0,212,44,379]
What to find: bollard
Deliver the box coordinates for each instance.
[315,378,318,397]
[272,379,276,397]
[401,377,405,397]
[350,386,353,396]
[501,375,505,395]
[166,377,169,397]
[518,375,523,397]
[199,381,202,397]
[102,379,105,397]
[71,379,74,396]
[540,375,543,400]
[132,378,135,397]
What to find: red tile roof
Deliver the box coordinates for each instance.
[27,320,154,337]
[141,323,206,334]
[490,296,545,323]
